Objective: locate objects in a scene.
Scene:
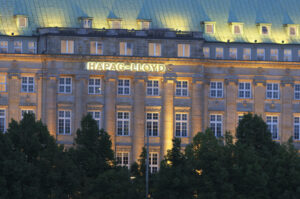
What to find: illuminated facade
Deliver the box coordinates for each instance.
[1,0,300,166]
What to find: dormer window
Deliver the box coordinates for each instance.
[108,19,122,29]
[258,23,271,35]
[285,24,299,36]
[16,15,28,28]
[203,22,216,34]
[230,23,243,35]
[137,20,151,30]
[79,17,93,28]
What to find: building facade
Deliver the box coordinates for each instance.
[1,0,300,167]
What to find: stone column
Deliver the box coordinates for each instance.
[281,82,293,142]
[225,79,238,135]
[74,75,87,133]
[8,73,20,121]
[254,80,265,116]
[203,80,210,130]
[46,76,57,137]
[191,79,203,141]
[132,76,145,163]
[36,74,43,121]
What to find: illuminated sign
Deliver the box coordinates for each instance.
[86,62,167,72]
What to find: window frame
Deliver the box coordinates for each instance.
[210,114,223,137]
[204,23,215,34]
[119,42,133,56]
[175,113,188,137]
[21,109,35,119]
[21,76,35,93]
[283,49,292,61]
[146,112,159,137]
[149,152,159,173]
[203,47,210,58]
[87,111,101,129]
[294,84,300,100]
[215,47,224,59]
[229,47,237,60]
[257,48,265,61]
[28,41,36,54]
[88,78,101,95]
[90,41,103,55]
[238,82,252,99]
[14,41,22,54]
[210,81,223,98]
[266,115,279,140]
[0,75,7,92]
[177,44,190,58]
[175,80,188,97]
[0,41,8,53]
[116,152,129,168]
[266,83,280,99]
[243,48,251,60]
[116,111,130,136]
[61,40,74,54]
[270,49,279,61]
[117,79,130,95]
[294,116,300,140]
[58,110,71,135]
[148,43,161,57]
[146,80,159,96]
[58,77,72,94]
[0,109,6,133]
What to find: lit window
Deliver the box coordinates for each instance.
[231,23,243,35]
[111,20,121,29]
[210,114,222,137]
[210,82,223,98]
[14,41,22,53]
[294,117,300,140]
[0,75,6,92]
[90,41,103,55]
[149,152,159,173]
[87,111,101,129]
[229,48,237,60]
[243,48,251,60]
[266,116,278,140]
[288,26,298,36]
[177,44,190,57]
[146,113,159,137]
[146,80,159,96]
[82,19,92,28]
[88,78,101,94]
[284,49,292,61]
[21,110,34,119]
[117,112,130,136]
[17,16,28,28]
[205,23,215,34]
[238,82,251,98]
[294,84,300,100]
[175,113,188,137]
[257,48,265,61]
[58,110,71,135]
[0,41,8,53]
[260,25,271,35]
[141,21,150,30]
[266,83,279,99]
[28,41,36,54]
[58,77,72,94]
[116,152,129,168]
[149,43,161,57]
[203,47,210,58]
[175,81,188,97]
[61,40,74,54]
[118,79,130,95]
[120,42,133,56]
[21,77,34,93]
[270,49,278,61]
[0,110,6,133]
[215,47,223,59]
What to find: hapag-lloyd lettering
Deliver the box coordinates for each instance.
[86,62,167,72]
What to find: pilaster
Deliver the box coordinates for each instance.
[191,78,203,141]
[281,82,293,142]
[254,79,266,116]
[8,73,20,122]
[46,75,57,137]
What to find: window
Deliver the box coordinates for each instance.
[0,41,8,53]
[205,23,215,34]
[203,47,210,58]
[177,44,190,57]
[294,117,300,140]
[146,80,159,96]
[210,114,222,137]
[120,42,133,56]
[229,48,237,60]
[118,79,130,95]
[14,41,22,53]
[88,78,101,94]
[21,77,34,93]
[0,110,5,133]
[141,21,150,30]
[61,40,74,54]
[238,82,251,98]
[266,116,278,140]
[21,110,34,119]
[0,75,6,92]
[294,84,300,100]
[82,19,92,28]
[266,83,279,99]
[58,77,72,94]
[88,111,101,129]
[175,81,188,97]
[175,113,188,137]
[116,152,129,168]
[238,114,244,122]
[18,16,28,28]
[215,47,223,59]
[146,113,159,136]
[111,20,121,29]
[149,43,161,57]
[243,48,251,60]
[90,41,103,55]
[260,25,271,35]
[284,49,292,61]
[270,49,278,61]
[28,41,36,54]
[58,110,71,135]
[117,112,130,136]
[232,24,243,34]
[210,82,223,98]
[288,26,298,36]
[257,48,265,60]
[149,152,159,173]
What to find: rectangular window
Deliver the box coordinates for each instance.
[118,79,130,95]
[0,75,6,92]
[141,21,150,30]
[21,77,34,93]
[146,80,159,96]
[257,48,265,60]
[14,41,22,53]
[149,152,159,173]
[88,78,101,94]
[149,43,161,57]
[284,49,292,61]
[116,152,129,168]
[177,44,190,57]
[120,42,133,56]
[210,114,222,137]
[61,40,74,54]
[18,17,28,28]
[266,116,278,140]
[210,82,223,98]
[203,47,210,58]
[294,84,300,100]
[175,81,188,97]
[90,41,103,55]
[233,24,242,34]
[21,109,34,119]
[117,112,130,136]
[289,26,297,36]
[88,111,101,129]
[229,48,237,60]
[243,48,251,60]
[111,21,121,29]
[82,19,92,28]
[58,110,71,135]
[261,25,270,35]
[146,113,159,137]
[270,49,278,61]
[294,117,300,140]
[238,82,251,98]
[266,83,280,99]
[175,113,188,137]
[205,24,214,34]
[0,110,6,133]
[28,41,36,54]
[0,41,8,53]
[215,47,223,59]
[58,77,72,94]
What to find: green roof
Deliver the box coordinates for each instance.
[1,0,300,44]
